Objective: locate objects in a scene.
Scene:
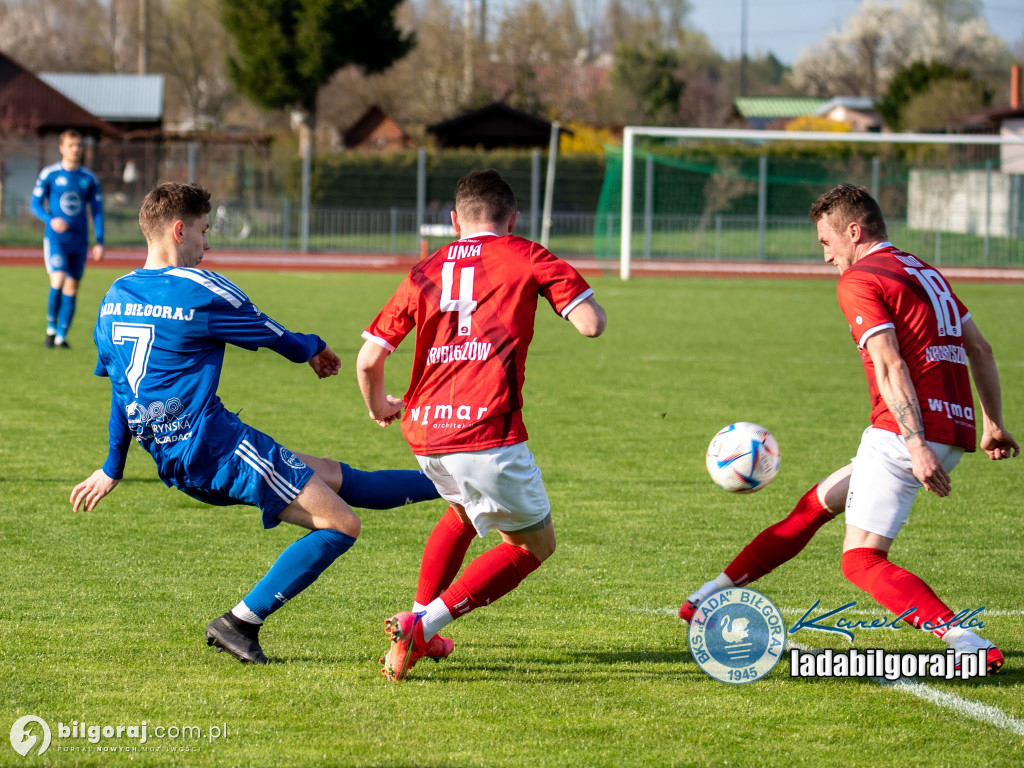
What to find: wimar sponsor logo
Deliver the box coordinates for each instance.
[408,403,489,428]
[926,398,974,422]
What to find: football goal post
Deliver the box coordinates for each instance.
[601,127,1024,279]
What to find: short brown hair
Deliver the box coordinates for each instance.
[59,129,82,144]
[454,169,517,224]
[139,182,211,242]
[808,183,887,241]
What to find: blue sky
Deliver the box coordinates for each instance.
[687,0,1024,64]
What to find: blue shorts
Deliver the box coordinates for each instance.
[178,426,316,529]
[44,238,88,280]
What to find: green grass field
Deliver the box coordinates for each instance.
[1,265,1021,767]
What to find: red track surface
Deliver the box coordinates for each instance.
[3,246,1023,282]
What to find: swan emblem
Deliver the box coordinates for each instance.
[720,615,750,644]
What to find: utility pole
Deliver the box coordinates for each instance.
[462,0,475,105]
[739,0,748,97]
[138,0,150,74]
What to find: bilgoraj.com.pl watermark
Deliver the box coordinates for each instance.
[9,715,228,757]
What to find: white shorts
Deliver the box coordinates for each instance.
[416,442,551,537]
[845,427,964,539]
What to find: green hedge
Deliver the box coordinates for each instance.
[303,149,607,212]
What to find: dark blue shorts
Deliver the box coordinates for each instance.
[178,426,315,529]
[44,238,88,280]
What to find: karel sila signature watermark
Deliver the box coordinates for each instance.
[789,600,986,641]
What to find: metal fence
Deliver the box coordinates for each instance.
[5,132,1024,267]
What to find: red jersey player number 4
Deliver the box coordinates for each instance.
[361,233,593,454]
[356,169,606,682]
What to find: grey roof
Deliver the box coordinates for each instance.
[38,73,164,122]
[816,96,877,115]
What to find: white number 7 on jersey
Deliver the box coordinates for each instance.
[112,322,155,395]
[440,262,477,336]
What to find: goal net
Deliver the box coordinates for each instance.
[595,127,1024,278]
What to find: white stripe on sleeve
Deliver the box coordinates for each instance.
[167,268,244,308]
[361,330,395,353]
[560,288,595,318]
[857,322,896,348]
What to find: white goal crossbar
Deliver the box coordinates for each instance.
[619,127,1024,279]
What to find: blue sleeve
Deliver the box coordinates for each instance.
[271,331,327,363]
[89,177,104,244]
[102,392,131,480]
[30,173,50,225]
[207,295,325,363]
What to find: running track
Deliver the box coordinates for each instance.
[3,246,1023,282]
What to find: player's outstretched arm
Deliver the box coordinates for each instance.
[71,470,120,512]
[567,297,607,337]
[864,329,951,496]
[356,340,403,427]
[308,344,341,379]
[962,318,1020,460]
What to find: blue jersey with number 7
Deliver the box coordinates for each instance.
[92,267,325,488]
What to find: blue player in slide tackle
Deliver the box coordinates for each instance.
[32,129,105,348]
[71,181,439,664]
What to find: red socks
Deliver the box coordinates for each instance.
[440,542,541,619]
[415,506,478,605]
[841,547,955,636]
[723,485,836,586]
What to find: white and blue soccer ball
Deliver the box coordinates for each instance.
[705,422,780,493]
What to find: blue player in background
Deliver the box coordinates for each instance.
[71,181,440,664]
[31,129,104,348]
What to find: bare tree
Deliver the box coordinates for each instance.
[150,0,237,125]
[0,0,112,72]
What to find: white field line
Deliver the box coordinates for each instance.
[786,639,1024,737]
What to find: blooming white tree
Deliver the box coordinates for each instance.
[791,0,1007,99]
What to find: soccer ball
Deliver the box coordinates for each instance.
[705,422,780,493]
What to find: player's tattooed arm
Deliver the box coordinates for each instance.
[888,398,926,443]
[865,329,951,495]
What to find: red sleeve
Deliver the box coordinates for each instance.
[837,272,894,348]
[363,274,417,352]
[529,244,593,317]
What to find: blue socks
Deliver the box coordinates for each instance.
[57,292,76,338]
[47,287,62,334]
[242,529,356,620]
[338,462,439,509]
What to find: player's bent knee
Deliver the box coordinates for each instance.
[538,537,556,562]
[280,477,361,536]
[333,511,361,539]
[502,522,555,562]
[819,464,853,514]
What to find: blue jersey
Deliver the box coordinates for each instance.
[93,267,325,490]
[31,162,104,248]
